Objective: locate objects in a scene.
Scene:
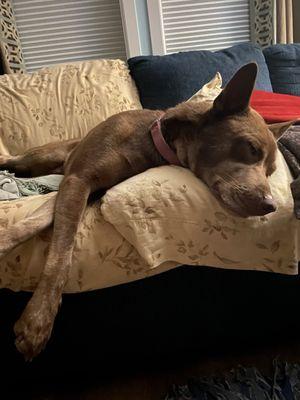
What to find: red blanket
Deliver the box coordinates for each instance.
[250,90,300,123]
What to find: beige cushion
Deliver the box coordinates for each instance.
[0,59,142,155]
[101,152,298,275]
[188,72,222,103]
[0,193,176,292]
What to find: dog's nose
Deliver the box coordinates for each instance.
[261,195,277,214]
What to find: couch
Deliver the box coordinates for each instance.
[1,43,300,380]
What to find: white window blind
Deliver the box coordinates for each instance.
[12,0,127,72]
[149,0,252,55]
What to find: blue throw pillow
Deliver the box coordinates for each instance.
[263,44,300,97]
[128,43,273,110]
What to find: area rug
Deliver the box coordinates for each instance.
[165,361,300,399]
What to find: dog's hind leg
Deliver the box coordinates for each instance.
[0,139,80,177]
[0,194,56,260]
[14,174,90,360]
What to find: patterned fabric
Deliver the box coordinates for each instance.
[0,0,25,73]
[250,0,294,47]
[278,126,300,219]
[0,170,62,200]
[165,362,300,400]
[0,192,177,292]
[101,152,297,276]
[278,126,300,179]
[250,0,274,48]
[0,58,142,156]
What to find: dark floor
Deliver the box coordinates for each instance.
[6,339,300,400]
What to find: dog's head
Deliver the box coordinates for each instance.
[162,63,293,218]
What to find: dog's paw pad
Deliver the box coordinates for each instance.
[14,302,54,361]
[15,334,35,362]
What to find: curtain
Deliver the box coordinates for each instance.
[250,0,294,47]
[0,0,25,73]
[275,0,294,43]
[251,0,274,48]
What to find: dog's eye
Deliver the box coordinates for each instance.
[248,142,259,156]
[232,139,263,164]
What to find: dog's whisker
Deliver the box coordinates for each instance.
[215,174,244,193]
[221,172,247,191]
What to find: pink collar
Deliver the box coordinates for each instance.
[150,117,182,166]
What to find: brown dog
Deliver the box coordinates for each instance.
[0,63,292,360]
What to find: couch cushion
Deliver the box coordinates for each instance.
[0,59,142,156]
[128,43,273,110]
[0,192,177,292]
[263,44,300,96]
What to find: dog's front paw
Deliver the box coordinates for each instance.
[14,294,58,361]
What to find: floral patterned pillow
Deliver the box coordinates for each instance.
[0,59,142,156]
[101,153,298,275]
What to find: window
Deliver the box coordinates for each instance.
[11,0,254,72]
[147,0,252,55]
[12,0,128,72]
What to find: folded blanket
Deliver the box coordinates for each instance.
[165,361,300,400]
[0,171,63,201]
[278,126,300,219]
[251,90,300,123]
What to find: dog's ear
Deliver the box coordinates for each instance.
[213,63,258,116]
[268,120,296,140]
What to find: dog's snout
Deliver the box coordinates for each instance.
[261,195,277,214]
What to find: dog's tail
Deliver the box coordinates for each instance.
[0,194,57,261]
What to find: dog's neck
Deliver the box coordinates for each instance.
[150,117,182,166]
[159,112,204,170]
[171,136,191,169]
[157,101,216,170]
